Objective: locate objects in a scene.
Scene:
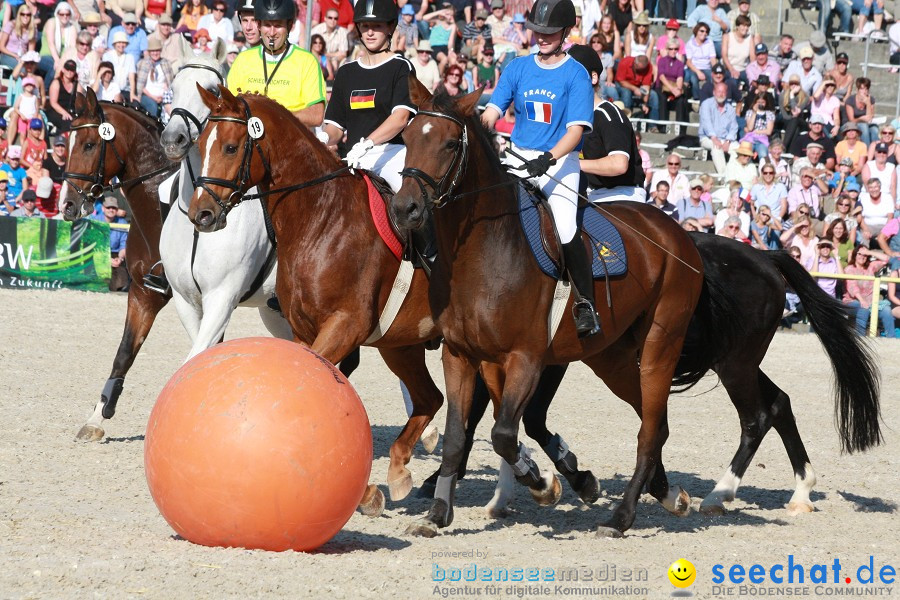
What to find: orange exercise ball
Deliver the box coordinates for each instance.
[144,337,372,552]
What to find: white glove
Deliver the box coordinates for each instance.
[344,137,374,171]
[315,129,330,145]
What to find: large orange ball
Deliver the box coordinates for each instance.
[144,337,372,552]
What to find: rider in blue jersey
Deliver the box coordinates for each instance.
[480,0,600,337]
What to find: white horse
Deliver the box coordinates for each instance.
[157,51,293,358]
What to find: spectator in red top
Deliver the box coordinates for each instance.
[21,118,46,169]
[318,0,355,29]
[614,54,660,127]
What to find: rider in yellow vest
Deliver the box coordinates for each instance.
[226,0,325,127]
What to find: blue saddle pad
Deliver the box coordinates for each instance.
[518,184,627,280]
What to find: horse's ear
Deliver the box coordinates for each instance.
[408,73,433,108]
[85,86,99,114]
[455,86,485,118]
[211,38,227,64]
[73,92,86,116]
[219,84,238,105]
[196,82,219,109]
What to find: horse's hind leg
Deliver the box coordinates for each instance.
[522,364,601,506]
[761,371,817,514]
[700,363,773,515]
[76,284,169,441]
[377,344,444,502]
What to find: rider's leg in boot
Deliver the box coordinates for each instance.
[267,295,282,314]
[561,239,601,338]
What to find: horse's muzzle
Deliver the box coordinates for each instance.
[193,208,226,233]
[391,194,425,232]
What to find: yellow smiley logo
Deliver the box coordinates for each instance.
[668,559,696,588]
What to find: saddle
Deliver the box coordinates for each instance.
[517,181,627,280]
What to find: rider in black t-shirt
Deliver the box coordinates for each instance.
[568,45,645,202]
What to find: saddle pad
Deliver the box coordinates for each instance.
[518,184,627,280]
[365,173,403,261]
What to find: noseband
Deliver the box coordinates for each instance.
[399,110,469,208]
[64,103,127,201]
[194,95,272,216]
[168,63,226,143]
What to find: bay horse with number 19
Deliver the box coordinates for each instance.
[391,77,705,538]
[187,84,444,511]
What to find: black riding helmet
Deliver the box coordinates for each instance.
[354,0,399,23]
[567,44,604,79]
[526,0,576,34]
[255,0,295,21]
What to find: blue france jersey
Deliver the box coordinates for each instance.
[486,54,594,152]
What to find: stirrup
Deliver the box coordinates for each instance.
[266,295,283,315]
[572,298,601,338]
[142,261,170,295]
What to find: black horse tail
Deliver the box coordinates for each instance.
[767,250,883,453]
[671,235,745,391]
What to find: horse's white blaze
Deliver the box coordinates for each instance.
[422,122,433,136]
[201,126,217,178]
[787,462,817,511]
[701,468,742,510]
[68,130,77,155]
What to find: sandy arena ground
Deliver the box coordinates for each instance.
[1,288,898,600]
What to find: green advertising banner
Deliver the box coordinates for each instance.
[0,216,111,292]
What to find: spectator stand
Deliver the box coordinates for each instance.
[808,270,900,337]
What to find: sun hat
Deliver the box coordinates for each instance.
[226,43,240,54]
[809,30,826,48]
[633,11,651,25]
[193,28,210,42]
[513,12,525,22]
[103,196,119,208]
[8,145,22,159]
[36,177,54,199]
[401,4,415,15]
[416,40,433,52]
[736,141,754,156]
[799,46,814,59]
[158,13,174,25]
[690,177,704,189]
[80,11,102,24]
[29,118,42,130]
[112,31,129,45]
[491,0,504,8]
[666,18,680,29]
[147,37,163,51]
[840,122,860,134]
[21,50,40,63]
[847,182,861,193]
[475,8,488,18]
[840,157,854,166]
[22,76,36,87]
[809,114,827,125]
[122,12,139,24]
[0,172,7,181]
[817,239,835,248]
[806,141,824,150]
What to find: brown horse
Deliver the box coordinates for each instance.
[186,85,443,512]
[61,89,174,442]
[390,79,705,538]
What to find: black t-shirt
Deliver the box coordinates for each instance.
[43,156,65,184]
[324,55,417,156]
[789,132,837,164]
[609,1,633,35]
[581,100,644,190]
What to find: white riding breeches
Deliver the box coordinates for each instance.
[588,185,647,203]
[356,142,407,193]
[507,145,581,243]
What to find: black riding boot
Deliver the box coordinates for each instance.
[562,238,601,338]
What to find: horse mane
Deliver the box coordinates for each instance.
[99,101,165,131]
[431,92,506,177]
[240,93,341,172]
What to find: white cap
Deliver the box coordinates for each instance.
[21,50,40,63]
[36,177,54,199]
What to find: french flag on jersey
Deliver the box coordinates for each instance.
[525,101,552,124]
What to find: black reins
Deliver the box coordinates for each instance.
[195,97,351,218]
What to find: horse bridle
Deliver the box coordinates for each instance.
[399,110,469,209]
[64,103,178,202]
[168,63,226,143]
[64,103,128,201]
[194,95,273,215]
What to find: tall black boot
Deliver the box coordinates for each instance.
[562,238,601,338]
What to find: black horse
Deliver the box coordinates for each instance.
[423,234,881,517]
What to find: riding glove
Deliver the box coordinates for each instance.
[315,129,331,145]
[523,151,556,178]
[345,138,375,171]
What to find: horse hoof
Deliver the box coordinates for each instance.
[578,472,601,505]
[595,526,625,539]
[787,501,814,515]
[75,424,105,442]
[405,519,439,538]
[358,485,385,517]
[420,424,440,454]
[388,471,413,502]
[486,505,509,519]
[699,503,727,516]
[663,486,691,517]
[529,472,562,506]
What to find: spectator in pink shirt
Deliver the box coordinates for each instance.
[745,42,781,89]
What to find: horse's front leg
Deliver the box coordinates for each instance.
[76,273,170,441]
[376,345,443,501]
[490,353,561,507]
[406,344,478,537]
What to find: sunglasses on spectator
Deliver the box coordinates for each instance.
[59,11,72,16]
[691,185,702,190]
[667,161,680,166]
[19,12,31,17]
[799,210,810,216]
[838,202,850,207]
[727,225,739,230]
[22,198,35,203]
[760,212,771,218]
[762,170,774,174]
